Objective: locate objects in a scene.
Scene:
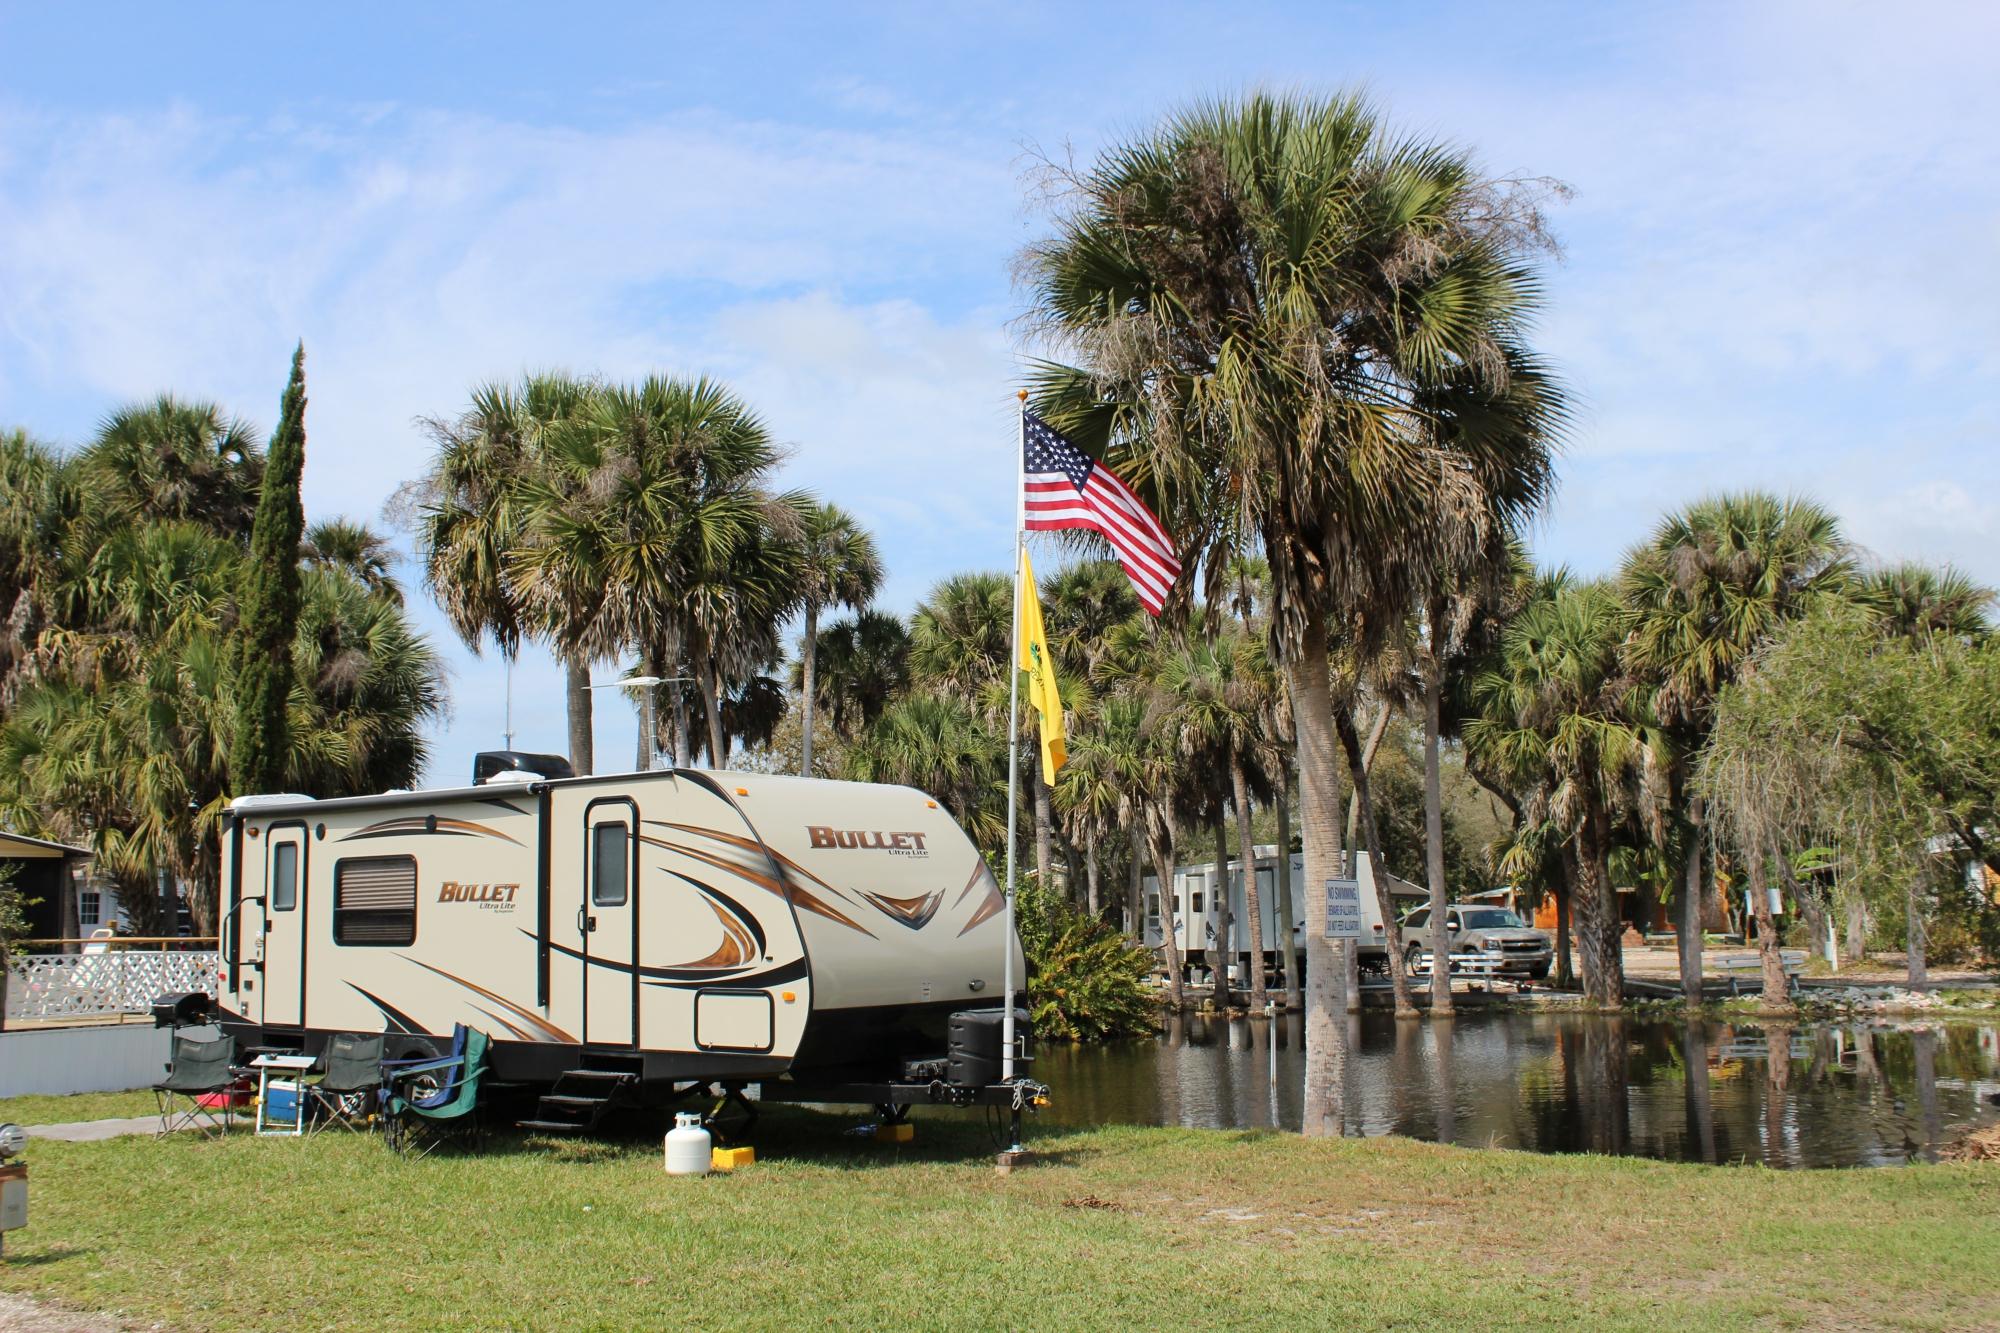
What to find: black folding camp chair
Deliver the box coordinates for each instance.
[154,1034,238,1138]
[306,1033,386,1134]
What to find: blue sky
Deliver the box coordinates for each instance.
[3,1,1995,787]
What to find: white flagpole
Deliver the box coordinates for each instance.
[1001,389,1027,1094]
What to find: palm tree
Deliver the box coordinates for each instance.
[1465,577,1649,1007]
[1022,92,1565,1122]
[1857,563,1993,640]
[910,572,1012,696]
[303,518,402,603]
[1043,560,1145,921]
[1151,627,1278,1010]
[1053,689,1145,924]
[795,503,883,776]
[521,375,790,767]
[415,375,602,773]
[1620,493,1850,1005]
[0,508,441,939]
[79,395,263,536]
[1417,541,1538,1013]
[797,609,911,744]
[0,431,63,697]
[679,494,810,766]
[911,569,1062,889]
[847,691,1006,850]
[1042,561,1141,678]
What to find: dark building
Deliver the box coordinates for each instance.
[1,829,92,948]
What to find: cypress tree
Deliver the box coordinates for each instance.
[229,343,308,797]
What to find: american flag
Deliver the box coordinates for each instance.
[1022,412,1181,615]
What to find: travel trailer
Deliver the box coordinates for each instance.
[1142,848,1426,984]
[212,754,1032,1125]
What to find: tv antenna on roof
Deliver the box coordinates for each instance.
[502,657,515,750]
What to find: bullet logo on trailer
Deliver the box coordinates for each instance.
[806,827,928,856]
[438,881,520,912]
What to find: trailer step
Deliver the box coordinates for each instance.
[516,1067,640,1135]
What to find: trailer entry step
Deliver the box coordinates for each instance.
[516,1067,640,1134]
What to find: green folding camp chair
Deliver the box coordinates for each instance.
[379,1025,488,1158]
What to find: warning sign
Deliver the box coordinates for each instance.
[1325,878,1362,939]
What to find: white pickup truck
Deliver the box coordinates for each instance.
[1402,904,1554,980]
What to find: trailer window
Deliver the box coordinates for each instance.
[591,822,629,907]
[271,842,298,912]
[1191,892,1204,913]
[333,856,417,946]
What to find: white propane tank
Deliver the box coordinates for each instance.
[664,1112,712,1176]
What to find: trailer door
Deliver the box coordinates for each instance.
[260,824,309,1028]
[581,799,638,1046]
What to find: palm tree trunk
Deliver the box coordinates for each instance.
[1344,696,1392,852]
[1904,879,1928,988]
[1421,621,1452,1016]
[1679,797,1705,1007]
[1211,803,1233,1007]
[1150,827,1185,1011]
[1231,759,1268,1013]
[1342,706,1388,1016]
[1084,823,1101,919]
[670,678,689,764]
[700,655,728,768]
[1127,827,1145,942]
[1280,621,1347,1137]
[799,602,820,776]
[1572,804,1623,1008]
[1744,837,1793,1013]
[1555,859,1575,988]
[565,653,594,776]
[1334,703,1417,1018]
[1845,891,1868,965]
[0,938,10,1032]
[1274,778,1301,1013]
[1033,768,1053,904]
[650,640,688,765]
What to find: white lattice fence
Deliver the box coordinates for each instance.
[4,950,219,1021]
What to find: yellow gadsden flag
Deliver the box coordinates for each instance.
[1018,548,1067,785]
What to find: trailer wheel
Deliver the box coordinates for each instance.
[1404,943,1425,976]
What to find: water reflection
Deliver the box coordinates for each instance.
[1035,1010,2000,1169]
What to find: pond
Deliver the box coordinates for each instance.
[1035,1009,2000,1168]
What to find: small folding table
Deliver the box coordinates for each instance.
[250,1053,318,1137]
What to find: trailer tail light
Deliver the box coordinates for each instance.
[735,786,749,796]
[780,991,796,1004]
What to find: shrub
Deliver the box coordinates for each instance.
[1014,876,1157,1042]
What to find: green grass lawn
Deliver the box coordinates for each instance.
[0,1088,160,1125]
[0,1108,1995,1331]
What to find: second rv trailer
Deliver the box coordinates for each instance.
[1142,849,1426,979]
[215,764,1024,1091]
